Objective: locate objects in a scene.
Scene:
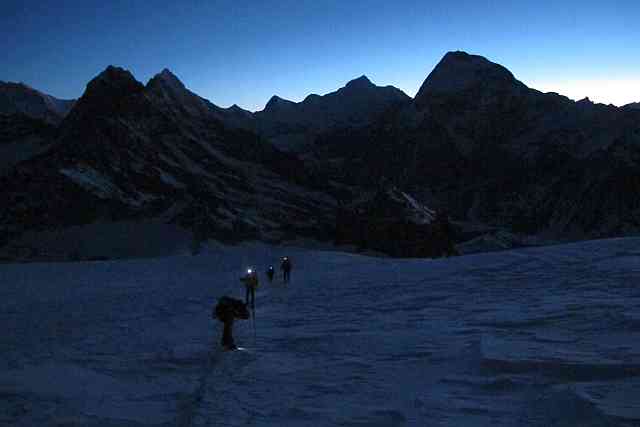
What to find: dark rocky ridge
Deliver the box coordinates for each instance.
[2,52,639,260]
[252,75,411,152]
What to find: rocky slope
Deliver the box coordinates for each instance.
[0,83,75,177]
[335,187,457,257]
[0,66,336,251]
[0,113,56,175]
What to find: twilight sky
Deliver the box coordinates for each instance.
[2,0,638,111]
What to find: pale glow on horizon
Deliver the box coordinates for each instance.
[527,79,640,106]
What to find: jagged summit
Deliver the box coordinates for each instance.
[63,66,145,123]
[345,75,374,90]
[577,97,595,107]
[226,104,244,112]
[147,68,186,91]
[264,95,295,111]
[414,51,522,108]
[223,104,254,120]
[144,67,222,119]
[303,93,322,103]
[87,65,144,96]
[159,68,174,77]
[95,65,138,83]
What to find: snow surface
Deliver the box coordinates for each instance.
[1,238,640,425]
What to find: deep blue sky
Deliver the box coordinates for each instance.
[2,0,638,110]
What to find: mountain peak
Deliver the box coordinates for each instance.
[345,75,374,90]
[147,68,186,92]
[441,50,474,62]
[90,65,143,93]
[98,65,137,82]
[264,95,295,111]
[159,68,181,82]
[226,104,252,115]
[414,51,520,108]
[71,66,144,118]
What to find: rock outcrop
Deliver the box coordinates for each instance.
[335,187,457,258]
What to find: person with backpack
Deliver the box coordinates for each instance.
[240,268,259,309]
[280,256,292,283]
[266,265,275,283]
[213,296,250,350]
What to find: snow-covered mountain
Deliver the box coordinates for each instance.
[2,238,639,425]
[0,81,75,124]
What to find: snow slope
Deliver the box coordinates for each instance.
[1,238,640,426]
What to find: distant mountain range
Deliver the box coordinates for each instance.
[0,65,335,257]
[252,75,410,152]
[1,51,639,260]
[0,81,75,124]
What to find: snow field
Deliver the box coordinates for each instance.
[1,239,640,425]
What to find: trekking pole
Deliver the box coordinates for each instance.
[252,305,257,345]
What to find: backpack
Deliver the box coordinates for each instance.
[214,296,233,322]
[213,296,249,322]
